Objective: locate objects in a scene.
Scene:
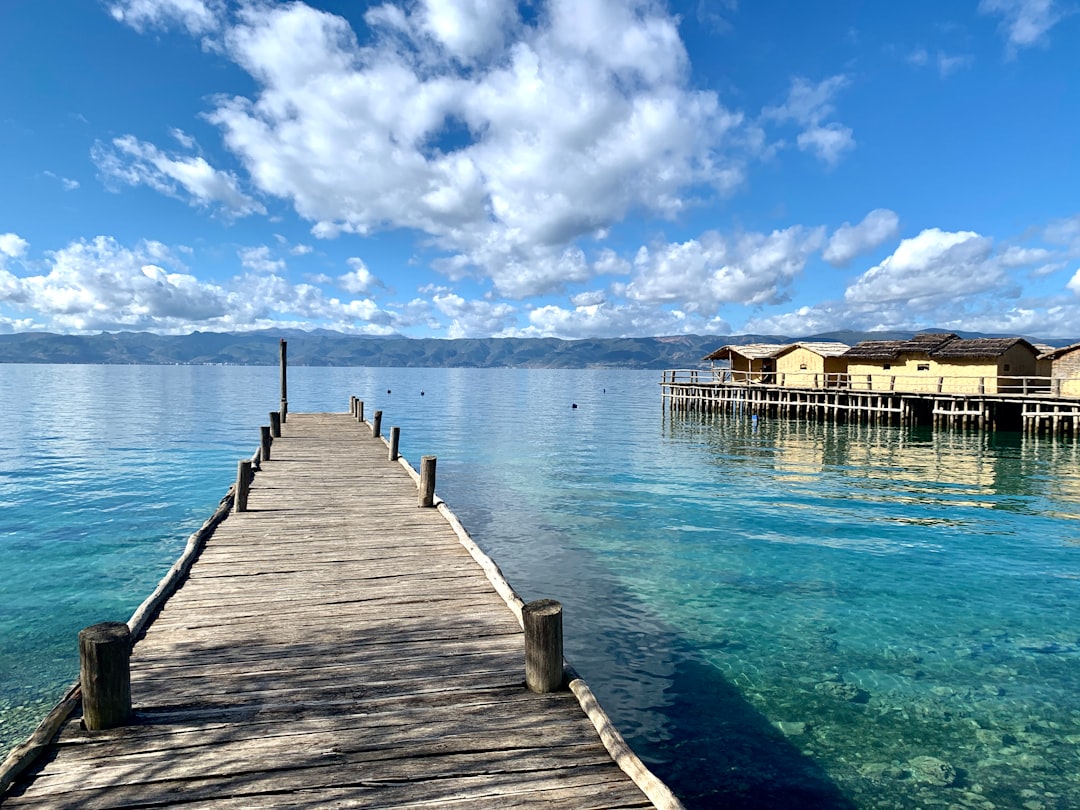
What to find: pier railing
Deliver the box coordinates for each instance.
[662,369,1067,397]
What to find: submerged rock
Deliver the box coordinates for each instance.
[815,679,870,703]
[908,755,958,786]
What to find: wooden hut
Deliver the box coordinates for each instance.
[773,342,851,388]
[702,343,788,383]
[843,333,1041,394]
[1039,343,1080,397]
[843,334,957,392]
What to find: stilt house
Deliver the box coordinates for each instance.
[843,334,1041,394]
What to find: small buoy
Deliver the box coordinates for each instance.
[387,389,391,394]
[572,403,578,409]
[420,390,425,396]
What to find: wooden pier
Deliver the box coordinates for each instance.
[662,370,1080,436]
[1,409,678,808]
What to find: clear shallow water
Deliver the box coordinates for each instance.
[3,365,1080,809]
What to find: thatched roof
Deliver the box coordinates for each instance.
[781,341,851,358]
[841,340,905,360]
[844,333,1039,361]
[1038,341,1080,360]
[932,337,1037,359]
[702,343,788,362]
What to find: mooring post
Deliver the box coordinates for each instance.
[389,426,400,461]
[419,455,436,507]
[235,459,252,512]
[357,400,364,423]
[269,411,281,438]
[260,425,272,462]
[523,599,564,693]
[372,410,382,438]
[350,396,357,417]
[79,622,132,730]
[279,339,288,423]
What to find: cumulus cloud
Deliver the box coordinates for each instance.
[0,233,29,259]
[239,246,285,274]
[0,236,412,334]
[517,301,694,339]
[338,258,382,294]
[108,0,223,35]
[979,0,1064,55]
[764,75,855,166]
[824,209,900,267]
[119,0,750,293]
[1068,269,1080,294]
[432,292,516,337]
[621,225,826,313]
[844,228,1004,309]
[998,245,1054,268]
[93,135,264,217]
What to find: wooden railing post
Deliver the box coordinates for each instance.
[269,411,281,438]
[372,410,382,438]
[235,459,252,512]
[356,400,364,423]
[389,426,400,461]
[260,426,272,462]
[350,396,356,417]
[419,456,436,507]
[79,622,131,730]
[279,339,288,423]
[523,599,564,693]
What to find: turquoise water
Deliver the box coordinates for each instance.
[3,365,1080,809]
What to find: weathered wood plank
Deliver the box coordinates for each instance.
[4,412,674,809]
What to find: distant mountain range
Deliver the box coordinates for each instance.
[0,329,1073,369]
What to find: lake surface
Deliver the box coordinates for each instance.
[3,364,1080,809]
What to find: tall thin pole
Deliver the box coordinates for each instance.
[279,338,288,423]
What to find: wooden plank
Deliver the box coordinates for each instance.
[5,413,673,809]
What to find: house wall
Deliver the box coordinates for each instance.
[846,348,1039,393]
[776,347,826,388]
[1054,348,1080,397]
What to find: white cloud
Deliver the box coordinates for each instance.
[844,228,1003,308]
[824,209,900,267]
[621,225,826,313]
[0,235,414,335]
[108,0,223,35]
[979,0,1063,55]
[338,258,382,294]
[998,245,1054,267]
[796,123,854,167]
[0,233,30,259]
[570,290,607,307]
[93,135,265,217]
[181,0,748,292]
[432,292,516,337]
[1068,268,1080,294]
[239,246,285,274]
[763,75,855,165]
[744,305,843,337]
[515,301,694,339]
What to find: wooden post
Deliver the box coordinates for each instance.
[389,426,400,461]
[372,410,382,438]
[279,339,288,423]
[419,455,436,507]
[349,396,356,417]
[357,400,364,423]
[523,599,564,693]
[235,459,251,512]
[79,622,131,730]
[260,425,272,462]
[269,411,281,438]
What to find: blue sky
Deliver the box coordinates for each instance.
[2,0,1079,339]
